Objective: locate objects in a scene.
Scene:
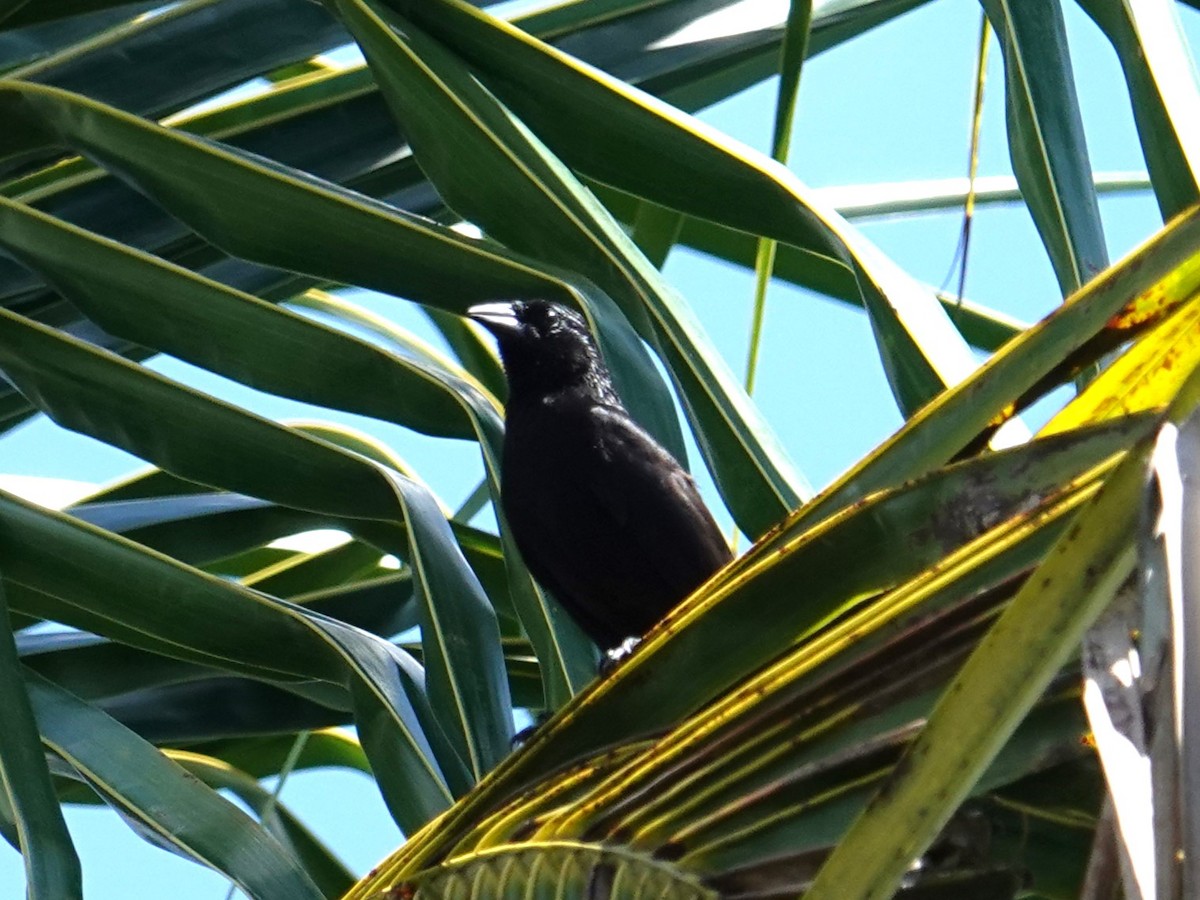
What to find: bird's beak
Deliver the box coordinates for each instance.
[467,302,521,339]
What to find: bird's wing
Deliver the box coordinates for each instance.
[500,400,732,647]
[585,406,732,591]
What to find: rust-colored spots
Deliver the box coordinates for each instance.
[1107,281,1174,331]
[987,403,1017,429]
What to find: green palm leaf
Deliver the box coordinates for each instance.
[0,1,1194,897]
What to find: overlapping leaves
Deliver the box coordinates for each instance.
[0,0,1195,898]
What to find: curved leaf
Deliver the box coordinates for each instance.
[0,187,589,704]
[1042,294,1200,435]
[0,304,515,778]
[11,0,347,124]
[0,487,459,830]
[365,841,717,899]
[1077,0,1200,219]
[0,194,486,440]
[372,413,1154,878]
[170,750,356,900]
[0,579,81,900]
[785,205,1200,533]
[980,0,1108,294]
[333,0,812,535]
[24,669,326,900]
[376,0,985,417]
[806,371,1200,899]
[0,79,681,463]
[0,3,156,69]
[803,439,1150,899]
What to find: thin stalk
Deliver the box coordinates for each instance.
[454,477,491,523]
[743,0,814,399]
[739,0,813,549]
[222,731,311,900]
[941,14,991,302]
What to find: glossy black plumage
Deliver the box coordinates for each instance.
[468,299,732,652]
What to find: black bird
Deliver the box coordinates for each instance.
[468,299,732,654]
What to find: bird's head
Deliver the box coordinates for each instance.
[468,300,616,401]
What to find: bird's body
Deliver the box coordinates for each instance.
[469,300,731,652]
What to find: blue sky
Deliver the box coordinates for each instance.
[0,0,1190,895]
